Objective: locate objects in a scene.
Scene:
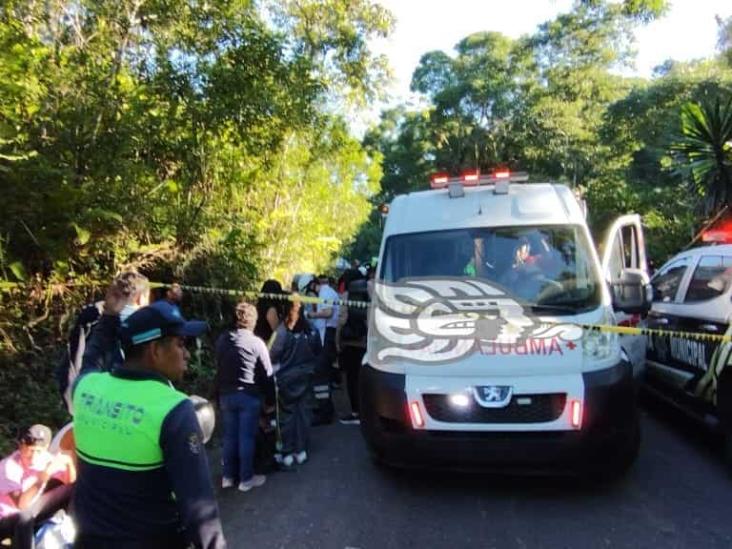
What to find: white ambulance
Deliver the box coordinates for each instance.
[359,171,651,475]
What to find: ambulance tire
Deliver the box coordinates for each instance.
[595,419,641,483]
[368,450,401,477]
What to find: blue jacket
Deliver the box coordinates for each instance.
[75,314,226,548]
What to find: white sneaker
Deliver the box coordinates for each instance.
[295,451,308,464]
[339,413,360,425]
[238,475,266,492]
[221,477,235,489]
[282,454,295,468]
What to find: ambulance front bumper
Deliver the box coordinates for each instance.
[358,360,637,474]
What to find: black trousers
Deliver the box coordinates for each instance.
[74,531,186,548]
[322,327,338,382]
[340,345,365,414]
[277,363,314,454]
[311,347,335,425]
[0,481,73,549]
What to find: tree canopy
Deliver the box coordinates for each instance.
[348,0,732,265]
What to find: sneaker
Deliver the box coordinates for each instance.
[339,413,360,425]
[221,477,235,489]
[238,475,266,492]
[295,451,308,464]
[277,454,298,471]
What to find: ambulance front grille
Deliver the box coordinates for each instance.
[422,393,566,424]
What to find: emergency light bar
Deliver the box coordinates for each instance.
[430,170,529,189]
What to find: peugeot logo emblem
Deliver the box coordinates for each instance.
[473,385,512,408]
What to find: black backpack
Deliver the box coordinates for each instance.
[341,278,369,341]
[54,302,104,413]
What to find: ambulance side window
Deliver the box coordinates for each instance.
[606,235,625,281]
[621,225,640,269]
[606,225,639,282]
[651,258,689,303]
[683,255,732,303]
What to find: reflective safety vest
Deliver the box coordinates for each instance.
[73,372,188,471]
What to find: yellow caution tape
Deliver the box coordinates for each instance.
[2,279,730,343]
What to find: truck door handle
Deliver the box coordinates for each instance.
[700,324,719,333]
[654,318,669,325]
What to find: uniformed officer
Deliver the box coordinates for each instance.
[71,300,227,548]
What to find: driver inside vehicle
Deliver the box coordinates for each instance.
[500,235,563,299]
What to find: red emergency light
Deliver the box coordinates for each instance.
[428,169,529,189]
[461,169,480,185]
[702,219,732,243]
[430,172,450,189]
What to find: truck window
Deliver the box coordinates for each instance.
[683,255,732,303]
[651,258,689,303]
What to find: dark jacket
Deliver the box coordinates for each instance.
[270,320,322,374]
[215,329,273,397]
[73,316,226,549]
[81,313,125,373]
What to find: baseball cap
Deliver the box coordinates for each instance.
[19,424,52,447]
[297,274,314,293]
[120,300,208,348]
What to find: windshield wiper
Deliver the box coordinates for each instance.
[524,303,579,315]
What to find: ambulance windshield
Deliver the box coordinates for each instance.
[379,225,602,313]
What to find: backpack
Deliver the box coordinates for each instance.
[277,323,322,375]
[341,278,370,341]
[55,302,104,414]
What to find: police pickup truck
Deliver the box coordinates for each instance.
[644,244,732,465]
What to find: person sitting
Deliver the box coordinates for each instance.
[0,425,75,549]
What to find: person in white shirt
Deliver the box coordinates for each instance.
[307,275,341,415]
[311,274,339,348]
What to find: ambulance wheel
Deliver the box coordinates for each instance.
[596,420,640,482]
[613,423,641,476]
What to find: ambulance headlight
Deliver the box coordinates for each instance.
[449,393,471,408]
[582,329,617,361]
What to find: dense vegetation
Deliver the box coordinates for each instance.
[1,0,731,451]
[349,3,732,263]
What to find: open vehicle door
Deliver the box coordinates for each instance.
[601,214,650,380]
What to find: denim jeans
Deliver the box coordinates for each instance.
[220,391,262,483]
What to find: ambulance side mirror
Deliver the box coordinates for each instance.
[611,268,651,315]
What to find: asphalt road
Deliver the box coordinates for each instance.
[215,392,732,549]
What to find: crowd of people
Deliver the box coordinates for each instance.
[0,262,374,548]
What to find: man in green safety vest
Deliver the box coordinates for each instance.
[72,300,226,548]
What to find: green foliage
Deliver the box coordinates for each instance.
[0,0,388,450]
[353,0,726,268]
[671,93,732,216]
[263,0,394,105]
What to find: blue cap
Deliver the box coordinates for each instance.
[120,301,208,348]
